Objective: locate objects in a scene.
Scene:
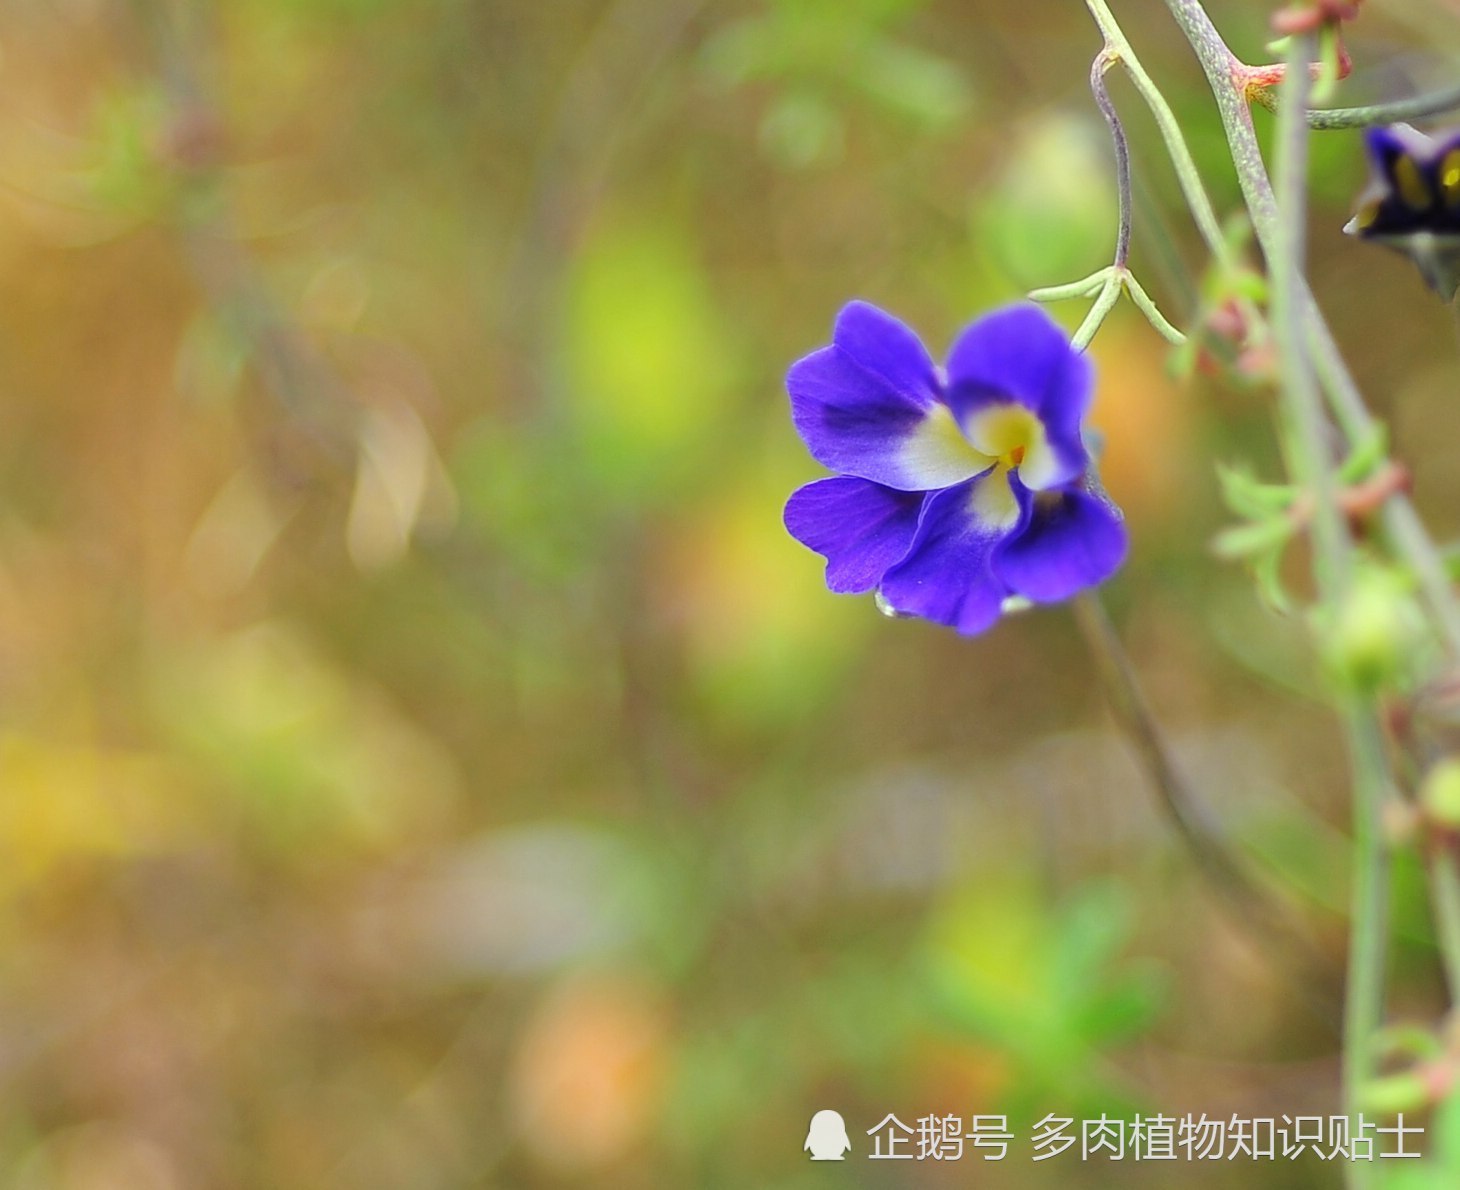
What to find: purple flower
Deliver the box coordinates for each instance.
[783,301,1127,635]
[1345,124,1460,299]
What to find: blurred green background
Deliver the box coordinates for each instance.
[3,0,1460,1186]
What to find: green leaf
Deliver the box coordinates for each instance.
[1050,884,1131,989]
[1250,544,1294,614]
[1212,517,1293,560]
[1073,964,1167,1046]
[1215,463,1296,521]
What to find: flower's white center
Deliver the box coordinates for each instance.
[958,402,1059,528]
[896,400,1062,526]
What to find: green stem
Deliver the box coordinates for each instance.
[1307,83,1460,130]
[1429,852,1460,1000]
[1161,5,1404,1164]
[1272,34,1351,597]
[1345,708,1392,1155]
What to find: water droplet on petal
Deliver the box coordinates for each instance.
[875,590,907,619]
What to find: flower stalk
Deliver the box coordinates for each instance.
[1072,591,1342,1020]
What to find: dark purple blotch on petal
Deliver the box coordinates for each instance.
[787,307,948,491]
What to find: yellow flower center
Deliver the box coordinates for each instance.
[958,403,1058,529]
[966,403,1048,475]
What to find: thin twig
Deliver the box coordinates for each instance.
[1071,275,1123,351]
[1091,49,1133,270]
[1028,268,1112,302]
[1307,83,1460,131]
[1154,5,1460,1064]
[1122,271,1186,344]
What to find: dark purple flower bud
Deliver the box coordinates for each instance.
[1346,124,1460,299]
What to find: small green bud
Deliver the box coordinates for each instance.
[1322,564,1427,692]
[1359,1071,1433,1116]
[1422,759,1460,831]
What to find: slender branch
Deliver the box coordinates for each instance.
[1071,274,1123,350]
[1307,83,1460,131]
[1273,34,1351,597]
[1309,319,1460,652]
[133,0,355,470]
[1028,268,1111,302]
[1071,595,1258,897]
[1072,593,1341,1023]
[1160,1,1280,241]
[1159,5,1414,1159]
[1385,508,1460,658]
[1121,272,1184,344]
[1091,49,1133,269]
[1345,707,1392,1161]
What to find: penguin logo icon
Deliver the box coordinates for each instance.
[804,1109,851,1161]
